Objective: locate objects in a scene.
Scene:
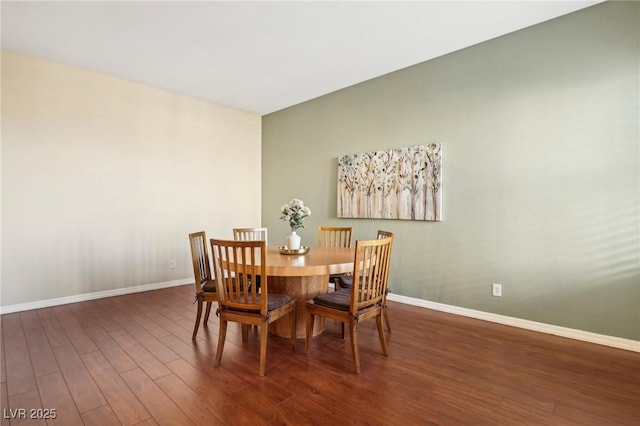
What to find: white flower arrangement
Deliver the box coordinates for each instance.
[280,198,311,231]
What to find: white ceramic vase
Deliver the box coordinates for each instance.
[286,231,301,250]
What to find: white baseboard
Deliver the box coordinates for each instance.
[386,293,640,353]
[0,278,192,315]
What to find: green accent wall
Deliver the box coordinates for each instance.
[262,1,639,341]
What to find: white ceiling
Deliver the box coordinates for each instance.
[1,1,600,115]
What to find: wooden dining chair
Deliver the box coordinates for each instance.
[305,235,393,374]
[210,238,296,376]
[188,231,218,340]
[336,230,394,333]
[318,226,353,290]
[233,227,268,245]
[233,227,267,292]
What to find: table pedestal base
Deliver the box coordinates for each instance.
[268,274,328,339]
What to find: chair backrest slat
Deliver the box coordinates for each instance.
[318,226,353,248]
[377,230,393,240]
[233,227,268,245]
[189,231,212,293]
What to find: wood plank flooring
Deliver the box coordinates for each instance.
[1,284,639,425]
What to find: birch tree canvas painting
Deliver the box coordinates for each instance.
[337,143,442,221]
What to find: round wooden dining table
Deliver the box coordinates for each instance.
[264,245,354,339]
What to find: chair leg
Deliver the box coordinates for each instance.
[192,300,203,340]
[214,319,228,367]
[203,302,213,326]
[383,306,391,332]
[259,323,268,377]
[305,311,315,355]
[241,324,249,342]
[290,306,296,352]
[336,279,347,339]
[348,319,361,374]
[376,313,388,356]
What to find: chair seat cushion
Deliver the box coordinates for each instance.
[266,293,292,311]
[337,275,353,288]
[226,293,292,312]
[313,289,351,311]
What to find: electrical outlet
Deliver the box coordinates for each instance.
[169,259,177,269]
[492,283,502,297]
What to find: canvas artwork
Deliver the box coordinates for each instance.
[337,143,442,221]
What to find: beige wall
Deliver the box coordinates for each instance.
[1,50,262,307]
[262,2,639,340]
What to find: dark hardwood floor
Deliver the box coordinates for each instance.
[1,284,639,425]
